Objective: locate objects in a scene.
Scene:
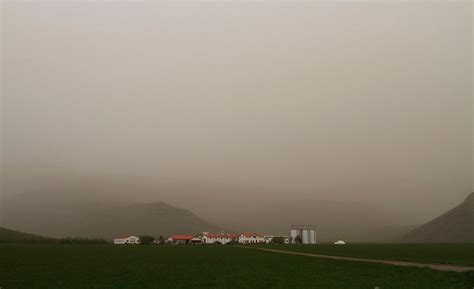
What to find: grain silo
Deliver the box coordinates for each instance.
[310,229,316,244]
[302,229,309,244]
[290,225,317,244]
[290,229,300,239]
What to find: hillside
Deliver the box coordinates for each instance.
[3,168,417,241]
[4,201,221,240]
[403,193,474,243]
[0,227,55,243]
[221,199,416,242]
[75,202,222,239]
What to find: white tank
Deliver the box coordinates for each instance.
[310,229,316,244]
[290,229,300,238]
[302,229,310,244]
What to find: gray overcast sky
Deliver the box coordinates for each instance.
[1,1,472,225]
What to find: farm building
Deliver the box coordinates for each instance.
[194,232,241,244]
[192,232,244,244]
[238,233,265,244]
[229,234,240,242]
[165,232,265,245]
[201,232,234,244]
[168,235,194,245]
[114,236,140,245]
[189,235,203,244]
[290,225,317,244]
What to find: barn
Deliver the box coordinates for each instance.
[167,235,194,245]
[114,236,140,245]
[238,233,265,244]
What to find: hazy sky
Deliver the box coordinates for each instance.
[1,1,473,226]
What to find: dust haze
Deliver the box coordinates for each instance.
[1,1,472,239]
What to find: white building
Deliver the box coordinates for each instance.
[201,232,236,244]
[167,235,193,245]
[114,236,140,245]
[238,233,265,244]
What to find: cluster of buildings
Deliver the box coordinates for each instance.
[114,232,292,245]
[113,225,325,246]
[167,232,268,245]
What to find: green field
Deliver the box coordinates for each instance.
[1,245,473,289]
[258,244,474,266]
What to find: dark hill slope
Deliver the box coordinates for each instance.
[403,193,474,243]
[73,202,222,239]
[0,227,55,243]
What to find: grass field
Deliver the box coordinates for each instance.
[0,245,473,289]
[258,244,474,266]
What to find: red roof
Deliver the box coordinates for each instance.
[170,235,193,241]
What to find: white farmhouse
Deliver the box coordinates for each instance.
[114,236,140,245]
[238,233,265,244]
[201,232,236,244]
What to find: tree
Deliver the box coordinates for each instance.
[139,235,156,245]
[157,236,165,244]
[293,235,302,244]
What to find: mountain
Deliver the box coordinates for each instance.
[75,202,222,239]
[219,199,417,242]
[4,201,221,240]
[3,168,416,242]
[4,197,412,242]
[402,192,474,243]
[0,227,55,243]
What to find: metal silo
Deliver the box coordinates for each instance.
[302,229,310,244]
[310,229,316,244]
[291,225,317,244]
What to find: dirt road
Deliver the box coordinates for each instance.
[249,247,474,272]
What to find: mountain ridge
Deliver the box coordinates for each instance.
[402,192,474,243]
[0,226,55,242]
[75,202,223,239]
[4,199,222,240]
